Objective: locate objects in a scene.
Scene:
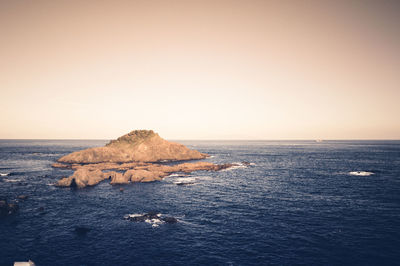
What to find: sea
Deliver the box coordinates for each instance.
[0,140,399,266]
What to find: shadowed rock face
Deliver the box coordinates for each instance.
[54,130,238,188]
[57,130,208,164]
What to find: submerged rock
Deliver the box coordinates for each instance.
[0,199,19,217]
[17,195,28,200]
[162,216,178,224]
[74,226,91,235]
[176,182,195,186]
[124,212,178,225]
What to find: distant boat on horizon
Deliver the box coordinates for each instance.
[315,139,323,143]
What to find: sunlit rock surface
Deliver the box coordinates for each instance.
[57,130,208,164]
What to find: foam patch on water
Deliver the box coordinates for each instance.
[349,171,374,176]
[3,178,20,182]
[125,213,161,219]
[231,164,247,170]
[0,173,9,176]
[195,176,212,181]
[223,162,254,171]
[166,173,187,178]
[145,218,163,227]
[174,177,196,183]
[171,176,213,185]
[125,213,169,227]
[125,213,141,219]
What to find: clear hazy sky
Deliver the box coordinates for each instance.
[1,0,399,140]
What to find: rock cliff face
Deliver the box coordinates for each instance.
[54,130,237,188]
[57,130,208,164]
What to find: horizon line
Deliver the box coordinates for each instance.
[0,138,399,141]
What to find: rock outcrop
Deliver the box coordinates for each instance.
[57,130,208,164]
[57,168,108,188]
[124,212,178,225]
[54,130,238,188]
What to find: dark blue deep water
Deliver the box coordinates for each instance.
[0,140,399,265]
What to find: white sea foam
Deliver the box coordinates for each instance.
[125,213,144,218]
[195,176,212,181]
[4,178,19,182]
[125,213,162,218]
[145,218,163,227]
[349,171,374,176]
[172,176,213,185]
[0,173,9,176]
[174,177,196,183]
[166,173,186,178]
[222,162,248,171]
[125,213,166,227]
[225,162,256,171]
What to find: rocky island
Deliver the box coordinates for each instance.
[54,130,236,188]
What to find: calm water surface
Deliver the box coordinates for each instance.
[0,140,399,265]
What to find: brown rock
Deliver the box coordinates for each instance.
[161,162,235,173]
[124,169,167,183]
[52,162,72,169]
[109,171,130,184]
[57,130,208,164]
[56,168,107,188]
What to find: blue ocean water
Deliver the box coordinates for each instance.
[0,140,399,266]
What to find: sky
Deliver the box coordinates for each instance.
[1,0,399,140]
